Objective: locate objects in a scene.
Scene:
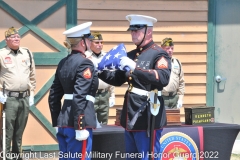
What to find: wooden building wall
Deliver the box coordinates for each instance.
[77,0,208,124]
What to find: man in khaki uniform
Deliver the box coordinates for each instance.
[0,27,36,160]
[161,38,185,109]
[85,32,115,124]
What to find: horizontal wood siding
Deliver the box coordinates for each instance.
[77,0,208,124]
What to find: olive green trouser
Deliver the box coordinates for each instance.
[94,91,110,124]
[5,97,29,160]
[163,94,179,109]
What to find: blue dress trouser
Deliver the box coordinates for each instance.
[57,128,93,160]
[124,129,162,160]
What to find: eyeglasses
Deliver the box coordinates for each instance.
[8,35,21,39]
[92,41,103,45]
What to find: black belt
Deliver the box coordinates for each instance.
[5,90,30,98]
[168,92,176,96]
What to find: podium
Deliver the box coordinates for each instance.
[93,123,240,160]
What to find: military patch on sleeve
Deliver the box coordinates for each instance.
[83,68,92,79]
[157,57,168,69]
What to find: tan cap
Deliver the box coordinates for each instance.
[161,37,174,47]
[91,32,103,40]
[5,27,18,38]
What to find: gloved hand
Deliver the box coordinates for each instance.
[95,114,102,128]
[109,97,115,107]
[75,130,89,141]
[0,91,7,104]
[120,57,136,71]
[54,127,58,134]
[29,96,34,106]
[177,100,183,109]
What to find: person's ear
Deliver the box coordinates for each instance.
[80,39,85,47]
[147,29,152,36]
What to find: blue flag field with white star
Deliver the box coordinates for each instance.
[98,43,130,71]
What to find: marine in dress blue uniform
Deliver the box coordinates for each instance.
[48,22,98,160]
[98,15,171,160]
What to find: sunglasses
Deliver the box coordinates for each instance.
[130,24,147,29]
[130,24,147,30]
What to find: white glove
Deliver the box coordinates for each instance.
[95,114,102,128]
[120,57,136,71]
[177,100,183,109]
[54,127,58,133]
[0,91,7,104]
[29,96,34,106]
[75,130,89,141]
[109,97,115,107]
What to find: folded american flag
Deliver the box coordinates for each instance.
[98,43,130,71]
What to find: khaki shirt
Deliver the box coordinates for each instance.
[0,46,36,96]
[85,50,115,97]
[162,57,185,101]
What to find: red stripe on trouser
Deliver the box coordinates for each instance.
[81,140,87,160]
[151,130,156,160]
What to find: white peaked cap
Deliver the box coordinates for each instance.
[63,22,92,37]
[126,14,157,26]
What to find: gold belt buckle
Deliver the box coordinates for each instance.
[128,84,133,92]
